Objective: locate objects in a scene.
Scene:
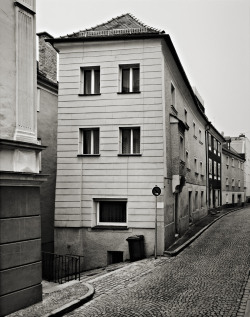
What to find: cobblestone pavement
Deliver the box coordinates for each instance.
[66,207,250,317]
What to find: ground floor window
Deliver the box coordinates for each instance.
[97,200,127,226]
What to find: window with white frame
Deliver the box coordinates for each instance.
[238,180,241,188]
[120,64,140,93]
[232,178,235,187]
[80,67,100,95]
[97,200,127,226]
[226,177,229,186]
[208,133,212,151]
[171,83,176,108]
[79,128,99,155]
[218,162,221,180]
[120,127,140,154]
[238,160,241,169]
[209,158,212,178]
[214,161,217,179]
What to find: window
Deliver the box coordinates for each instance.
[193,122,196,138]
[171,83,176,108]
[120,64,140,93]
[226,156,229,166]
[97,201,127,226]
[232,158,234,167]
[195,191,198,209]
[214,161,217,179]
[120,127,140,154]
[226,193,229,204]
[226,177,229,186]
[79,128,99,155]
[208,133,212,151]
[184,109,187,123]
[199,129,202,142]
[80,67,100,95]
[232,178,235,187]
[179,135,184,161]
[238,180,241,188]
[218,163,221,180]
[200,161,203,176]
[194,158,198,174]
[241,162,244,170]
[209,158,212,178]
[186,151,190,169]
[213,138,217,154]
[238,160,241,169]
[201,191,204,208]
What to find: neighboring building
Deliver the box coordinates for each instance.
[231,134,250,202]
[0,1,46,315]
[49,13,210,270]
[206,125,224,211]
[37,32,58,252]
[222,138,245,206]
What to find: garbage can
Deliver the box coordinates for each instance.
[126,235,145,262]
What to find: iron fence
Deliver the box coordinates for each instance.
[42,252,84,284]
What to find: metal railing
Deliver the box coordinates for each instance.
[42,252,84,284]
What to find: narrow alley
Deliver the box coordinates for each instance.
[66,207,250,317]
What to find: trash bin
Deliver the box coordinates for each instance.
[126,235,145,262]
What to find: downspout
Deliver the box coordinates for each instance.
[205,122,211,212]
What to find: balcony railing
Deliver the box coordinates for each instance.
[42,252,84,284]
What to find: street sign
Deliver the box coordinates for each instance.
[152,185,161,196]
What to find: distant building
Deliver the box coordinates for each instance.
[230,134,250,202]
[222,138,245,206]
[37,32,58,252]
[49,13,210,270]
[0,0,46,315]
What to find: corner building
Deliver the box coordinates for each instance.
[50,14,208,270]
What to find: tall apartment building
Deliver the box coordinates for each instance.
[0,1,46,315]
[230,134,250,202]
[49,13,210,270]
[221,138,245,206]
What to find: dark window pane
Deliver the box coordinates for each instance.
[99,201,126,223]
[122,129,131,154]
[83,130,91,154]
[133,128,140,153]
[132,68,140,92]
[93,129,99,154]
[122,68,130,93]
[84,70,91,94]
[94,69,100,94]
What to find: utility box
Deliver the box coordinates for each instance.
[126,235,145,261]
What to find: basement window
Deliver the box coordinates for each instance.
[107,251,123,265]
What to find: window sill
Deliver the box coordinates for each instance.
[118,154,142,156]
[199,141,203,145]
[195,172,199,175]
[78,93,101,96]
[117,92,141,94]
[91,225,129,230]
[77,154,100,157]
[193,135,197,140]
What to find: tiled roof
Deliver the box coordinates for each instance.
[61,13,164,38]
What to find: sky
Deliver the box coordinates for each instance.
[36,0,250,139]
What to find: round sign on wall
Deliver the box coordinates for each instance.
[152,186,161,196]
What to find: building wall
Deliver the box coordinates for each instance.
[221,149,245,205]
[231,136,250,200]
[162,40,207,246]
[0,1,45,315]
[54,38,166,268]
[37,83,58,252]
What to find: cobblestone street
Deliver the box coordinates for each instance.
[66,207,250,317]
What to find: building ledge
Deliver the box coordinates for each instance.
[0,139,46,152]
[91,226,129,230]
[0,171,48,186]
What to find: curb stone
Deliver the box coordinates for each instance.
[42,283,95,317]
[164,207,243,257]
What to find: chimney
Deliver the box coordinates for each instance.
[37,32,57,83]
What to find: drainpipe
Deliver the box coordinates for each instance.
[205,122,211,212]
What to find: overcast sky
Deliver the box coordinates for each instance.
[36,0,250,139]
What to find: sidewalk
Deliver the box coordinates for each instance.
[7,206,247,317]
